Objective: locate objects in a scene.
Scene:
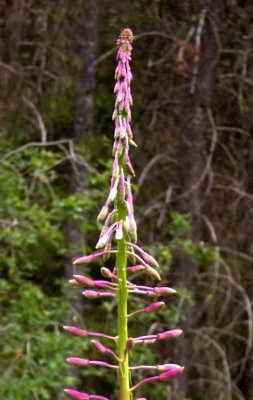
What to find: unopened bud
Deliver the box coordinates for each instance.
[112,109,117,120]
[153,287,176,296]
[145,265,161,281]
[112,158,119,178]
[115,221,123,240]
[68,279,80,286]
[108,177,119,203]
[157,329,183,340]
[142,252,159,268]
[97,203,109,222]
[100,267,114,279]
[73,275,94,287]
[119,126,126,139]
[67,357,90,366]
[129,216,137,243]
[156,363,182,371]
[83,290,115,299]
[124,216,130,232]
[96,234,110,249]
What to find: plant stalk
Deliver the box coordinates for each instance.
[117,199,130,400]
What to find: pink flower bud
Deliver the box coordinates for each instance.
[126,176,133,204]
[128,213,137,243]
[153,287,177,295]
[100,267,115,279]
[68,279,80,286]
[129,301,165,317]
[142,252,158,268]
[132,334,157,344]
[73,250,113,265]
[116,139,123,155]
[156,363,182,371]
[96,221,118,249]
[119,172,125,200]
[127,265,145,272]
[115,221,123,240]
[125,154,135,176]
[127,125,133,138]
[108,177,119,202]
[114,81,120,93]
[63,326,89,336]
[82,290,115,299]
[73,275,94,287]
[64,389,89,400]
[119,28,133,43]
[73,275,114,290]
[67,358,117,369]
[119,126,126,139]
[63,326,115,340]
[145,265,161,281]
[67,357,90,366]
[91,340,118,360]
[116,90,123,104]
[130,365,184,391]
[158,366,184,380]
[112,157,119,178]
[130,243,159,268]
[112,109,117,120]
[157,329,183,340]
[103,240,113,262]
[97,202,109,222]
[64,389,109,400]
[124,216,130,232]
[95,233,110,249]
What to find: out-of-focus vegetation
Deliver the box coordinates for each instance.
[0,1,253,399]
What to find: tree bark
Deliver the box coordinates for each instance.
[61,4,99,398]
[66,2,99,278]
[73,3,99,143]
[169,1,227,399]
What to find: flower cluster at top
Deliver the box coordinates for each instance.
[63,28,183,400]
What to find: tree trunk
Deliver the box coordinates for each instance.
[169,1,227,399]
[66,2,99,278]
[61,4,99,398]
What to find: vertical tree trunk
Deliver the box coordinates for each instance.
[61,4,99,398]
[73,2,99,143]
[67,2,99,279]
[169,1,227,399]
[0,0,25,127]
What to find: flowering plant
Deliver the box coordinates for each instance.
[64,28,183,400]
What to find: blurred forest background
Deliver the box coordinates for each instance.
[0,0,253,399]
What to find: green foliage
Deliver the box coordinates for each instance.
[174,239,218,268]
[0,137,111,399]
[0,287,76,400]
[168,211,191,237]
[168,212,218,268]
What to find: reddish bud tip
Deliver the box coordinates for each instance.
[119,28,134,43]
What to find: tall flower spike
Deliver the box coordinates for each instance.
[64,28,182,400]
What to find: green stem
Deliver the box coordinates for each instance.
[117,200,131,400]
